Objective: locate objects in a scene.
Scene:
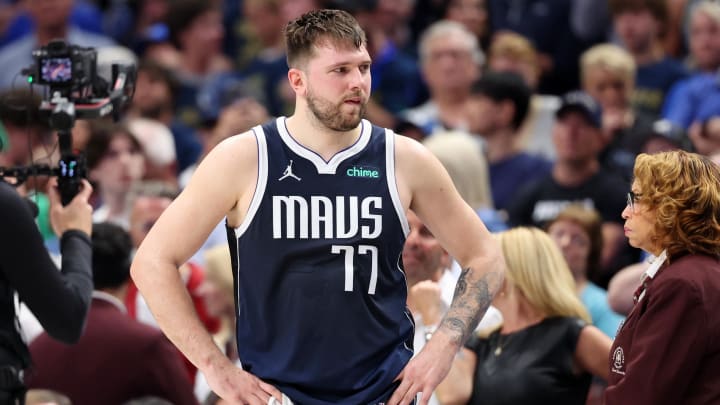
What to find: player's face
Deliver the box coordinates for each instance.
[303,42,372,132]
[402,211,446,284]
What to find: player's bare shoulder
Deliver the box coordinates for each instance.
[192,131,258,188]
[187,130,260,224]
[393,133,440,188]
[393,132,436,165]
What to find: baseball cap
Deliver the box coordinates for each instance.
[645,119,691,151]
[556,91,602,128]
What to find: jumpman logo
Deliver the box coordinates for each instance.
[279,160,301,181]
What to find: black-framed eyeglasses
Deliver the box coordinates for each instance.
[627,191,642,213]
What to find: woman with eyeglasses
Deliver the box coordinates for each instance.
[605,150,720,404]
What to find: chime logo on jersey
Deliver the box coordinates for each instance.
[272,195,383,239]
[346,165,381,179]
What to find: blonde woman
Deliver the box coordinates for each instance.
[436,227,611,405]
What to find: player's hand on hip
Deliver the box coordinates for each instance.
[388,330,457,405]
[205,361,283,405]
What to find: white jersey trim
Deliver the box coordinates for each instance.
[234,125,269,238]
[276,116,372,174]
[385,129,409,237]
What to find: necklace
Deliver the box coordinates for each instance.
[494,332,512,356]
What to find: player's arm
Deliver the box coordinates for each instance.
[399,136,504,349]
[130,133,281,404]
[389,136,505,405]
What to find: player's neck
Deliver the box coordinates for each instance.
[285,111,362,161]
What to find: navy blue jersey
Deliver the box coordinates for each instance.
[228,117,413,404]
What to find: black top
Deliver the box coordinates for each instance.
[506,170,628,228]
[0,181,93,368]
[505,170,640,284]
[466,316,592,405]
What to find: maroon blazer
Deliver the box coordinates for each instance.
[27,296,198,405]
[605,254,720,404]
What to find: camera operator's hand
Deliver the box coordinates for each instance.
[48,178,93,236]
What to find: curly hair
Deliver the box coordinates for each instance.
[284,9,366,68]
[633,151,720,258]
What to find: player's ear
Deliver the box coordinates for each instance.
[288,68,306,96]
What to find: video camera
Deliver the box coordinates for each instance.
[0,40,136,204]
[31,40,97,95]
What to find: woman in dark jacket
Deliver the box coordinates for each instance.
[605,150,720,404]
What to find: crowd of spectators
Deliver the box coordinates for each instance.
[0,0,719,403]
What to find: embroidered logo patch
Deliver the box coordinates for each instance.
[611,346,626,375]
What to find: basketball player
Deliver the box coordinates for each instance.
[131,9,504,405]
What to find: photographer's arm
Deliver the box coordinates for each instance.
[0,179,93,343]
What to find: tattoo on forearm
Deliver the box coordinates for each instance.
[455,268,469,295]
[439,267,502,346]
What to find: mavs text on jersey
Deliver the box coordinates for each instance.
[227,117,414,404]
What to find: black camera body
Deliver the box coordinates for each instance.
[31,40,97,99]
[0,40,136,204]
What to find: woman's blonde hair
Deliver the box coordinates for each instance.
[580,43,636,87]
[489,31,539,70]
[497,227,590,322]
[633,151,720,258]
[423,131,493,209]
